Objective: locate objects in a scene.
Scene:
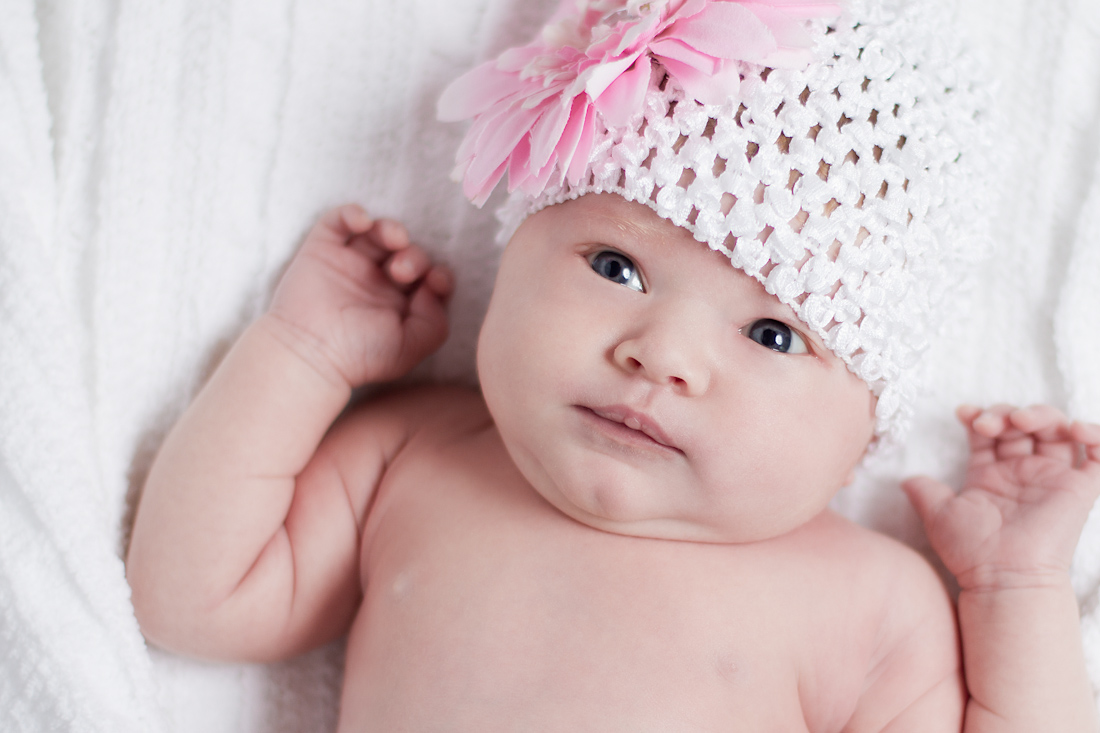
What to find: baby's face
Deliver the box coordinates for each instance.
[477,194,875,543]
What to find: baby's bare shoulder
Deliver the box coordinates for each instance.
[312,384,490,497]
[815,512,946,586]
[855,521,953,622]
[790,514,956,658]
[821,513,956,645]
[795,512,944,584]
[811,516,963,730]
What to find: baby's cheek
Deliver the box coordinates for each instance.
[807,383,876,484]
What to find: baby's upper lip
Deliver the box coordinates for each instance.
[584,404,680,452]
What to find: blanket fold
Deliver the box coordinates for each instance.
[0,4,160,731]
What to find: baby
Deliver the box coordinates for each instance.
[127,0,1100,731]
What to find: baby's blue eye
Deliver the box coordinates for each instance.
[746,319,808,354]
[588,250,644,292]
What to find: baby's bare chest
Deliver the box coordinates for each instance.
[336,435,877,731]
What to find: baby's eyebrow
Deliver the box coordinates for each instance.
[597,214,668,245]
[571,200,679,246]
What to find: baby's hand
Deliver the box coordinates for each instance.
[266,204,453,389]
[904,405,1100,592]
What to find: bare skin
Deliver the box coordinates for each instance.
[905,405,1100,733]
[127,196,1100,731]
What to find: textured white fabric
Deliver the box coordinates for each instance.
[0,0,1098,731]
[497,0,989,443]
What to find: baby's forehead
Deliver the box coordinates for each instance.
[543,193,722,260]
[555,193,691,244]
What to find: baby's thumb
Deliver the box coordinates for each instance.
[901,475,955,531]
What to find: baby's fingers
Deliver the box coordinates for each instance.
[1070,421,1100,446]
[424,265,455,300]
[347,218,412,264]
[370,219,411,253]
[960,404,1015,466]
[961,404,1075,463]
[304,205,375,252]
[383,246,453,305]
[1071,421,1100,469]
[966,403,1015,438]
[322,203,374,234]
[345,220,439,289]
[1008,405,1077,463]
[997,404,1076,463]
[395,281,450,367]
[385,244,432,286]
[1008,404,1069,436]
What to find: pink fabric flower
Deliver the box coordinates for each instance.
[439,0,843,206]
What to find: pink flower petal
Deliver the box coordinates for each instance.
[584,51,643,100]
[673,0,711,21]
[507,135,532,192]
[663,56,743,105]
[747,4,816,61]
[466,158,507,206]
[593,57,652,128]
[744,0,842,17]
[666,3,777,62]
[523,82,573,111]
[454,106,498,167]
[553,95,593,184]
[528,96,575,173]
[497,44,545,73]
[566,102,598,186]
[650,37,721,75]
[442,0,845,206]
[606,7,665,57]
[522,147,561,197]
[465,102,542,194]
[437,60,529,121]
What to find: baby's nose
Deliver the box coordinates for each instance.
[611,307,712,395]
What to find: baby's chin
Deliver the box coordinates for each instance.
[527,475,830,546]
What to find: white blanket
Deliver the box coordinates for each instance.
[1,0,1098,730]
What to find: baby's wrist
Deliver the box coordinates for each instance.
[955,564,1073,596]
[253,312,357,398]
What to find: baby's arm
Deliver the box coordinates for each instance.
[126,205,452,662]
[904,405,1100,733]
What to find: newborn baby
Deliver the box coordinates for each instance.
[127,1,1100,730]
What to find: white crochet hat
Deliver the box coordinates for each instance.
[440,0,989,443]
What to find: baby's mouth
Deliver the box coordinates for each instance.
[580,405,682,454]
